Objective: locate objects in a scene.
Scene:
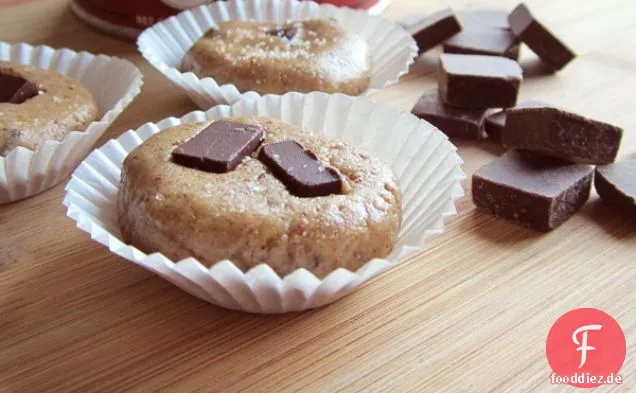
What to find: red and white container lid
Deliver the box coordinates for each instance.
[71,0,391,39]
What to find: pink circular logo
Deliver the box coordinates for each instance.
[546,308,626,388]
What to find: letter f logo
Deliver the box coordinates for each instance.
[572,324,602,368]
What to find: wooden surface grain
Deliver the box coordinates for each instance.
[0,0,634,392]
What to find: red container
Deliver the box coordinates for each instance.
[70,0,389,39]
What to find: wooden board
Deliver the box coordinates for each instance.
[0,0,634,392]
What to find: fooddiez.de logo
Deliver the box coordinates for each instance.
[546,308,626,388]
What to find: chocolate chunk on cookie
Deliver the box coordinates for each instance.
[508,3,575,71]
[172,120,264,173]
[595,161,636,223]
[473,151,593,231]
[258,140,343,198]
[0,72,39,104]
[439,54,522,108]
[501,106,623,164]
[411,89,488,139]
[267,26,298,40]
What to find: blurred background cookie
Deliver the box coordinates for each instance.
[182,19,371,95]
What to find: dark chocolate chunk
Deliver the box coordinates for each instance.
[457,10,511,30]
[443,30,520,60]
[258,140,342,198]
[406,8,462,54]
[473,151,594,231]
[0,73,39,104]
[267,26,298,40]
[438,54,522,108]
[411,89,488,139]
[484,99,547,140]
[501,106,623,164]
[594,161,636,223]
[172,120,264,173]
[508,4,575,71]
[202,27,217,38]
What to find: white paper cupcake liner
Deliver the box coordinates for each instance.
[137,0,417,108]
[0,42,143,204]
[63,91,464,313]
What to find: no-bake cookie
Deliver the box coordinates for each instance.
[118,117,401,277]
[0,61,98,156]
[182,19,371,95]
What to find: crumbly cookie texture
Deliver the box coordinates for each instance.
[0,61,98,156]
[118,117,401,278]
[182,19,372,96]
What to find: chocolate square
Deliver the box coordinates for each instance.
[443,30,520,60]
[258,141,343,198]
[406,8,462,54]
[438,54,523,108]
[457,10,511,30]
[501,106,623,164]
[172,120,264,173]
[508,3,575,71]
[595,161,636,223]
[473,151,594,231]
[484,99,547,140]
[411,89,488,139]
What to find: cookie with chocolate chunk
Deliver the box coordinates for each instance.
[118,117,401,277]
[182,19,371,96]
[0,61,98,156]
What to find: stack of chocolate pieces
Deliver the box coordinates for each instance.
[407,3,576,141]
[474,105,623,231]
[402,4,630,230]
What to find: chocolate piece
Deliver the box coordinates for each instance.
[508,4,575,71]
[202,27,217,39]
[172,120,264,173]
[0,73,39,104]
[595,161,636,223]
[411,89,488,139]
[438,54,522,108]
[457,10,511,30]
[485,99,547,140]
[267,26,298,40]
[406,8,462,54]
[258,140,342,198]
[443,30,520,60]
[501,107,623,164]
[473,151,593,231]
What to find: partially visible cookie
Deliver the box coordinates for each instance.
[182,19,371,95]
[118,116,401,277]
[0,61,98,156]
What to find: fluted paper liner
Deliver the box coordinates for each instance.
[137,0,417,108]
[0,42,143,204]
[63,92,464,313]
